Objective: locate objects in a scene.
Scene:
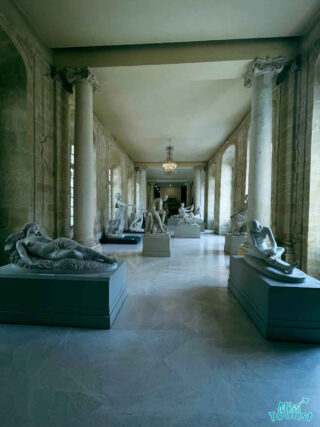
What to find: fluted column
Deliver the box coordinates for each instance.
[139,168,147,210]
[194,167,202,210]
[65,67,99,247]
[244,57,285,227]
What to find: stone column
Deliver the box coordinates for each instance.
[139,168,147,210]
[186,183,192,206]
[194,167,202,209]
[148,182,154,209]
[65,67,99,247]
[244,57,285,227]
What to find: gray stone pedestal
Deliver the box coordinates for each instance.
[167,216,180,226]
[228,256,320,343]
[142,233,171,257]
[224,234,246,254]
[0,261,127,329]
[169,224,200,238]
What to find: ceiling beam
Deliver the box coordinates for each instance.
[52,37,299,68]
[135,161,207,168]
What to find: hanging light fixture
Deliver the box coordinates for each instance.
[162,139,178,175]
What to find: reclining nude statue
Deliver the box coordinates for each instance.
[5,223,117,274]
[145,195,168,233]
[245,220,306,282]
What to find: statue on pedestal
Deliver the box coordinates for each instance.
[245,220,306,282]
[129,203,144,232]
[107,193,127,237]
[5,223,117,273]
[145,195,168,233]
[230,195,248,235]
[177,203,199,225]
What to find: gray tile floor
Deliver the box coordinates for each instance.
[1,233,320,426]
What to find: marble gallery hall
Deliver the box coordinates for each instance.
[1,1,320,426]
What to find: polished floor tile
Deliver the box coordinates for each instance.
[0,233,320,426]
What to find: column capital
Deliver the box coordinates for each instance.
[62,67,99,91]
[244,56,285,88]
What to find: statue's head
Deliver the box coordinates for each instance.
[180,203,185,207]
[115,193,121,200]
[4,222,40,252]
[248,219,262,233]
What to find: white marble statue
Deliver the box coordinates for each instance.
[107,193,127,237]
[177,203,199,225]
[145,195,168,233]
[129,203,144,232]
[4,223,117,273]
[245,220,305,281]
[230,195,248,235]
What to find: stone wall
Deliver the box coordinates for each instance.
[208,114,250,235]
[207,29,320,277]
[0,4,70,264]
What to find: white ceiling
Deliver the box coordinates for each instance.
[147,167,194,181]
[93,61,252,162]
[16,0,320,48]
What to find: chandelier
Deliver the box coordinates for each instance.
[162,139,178,175]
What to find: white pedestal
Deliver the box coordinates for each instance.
[169,224,200,238]
[142,233,171,257]
[224,234,246,255]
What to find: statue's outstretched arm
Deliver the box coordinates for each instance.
[266,228,277,252]
[16,241,33,265]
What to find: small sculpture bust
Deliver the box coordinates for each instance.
[145,194,168,233]
[5,223,117,274]
[247,220,297,274]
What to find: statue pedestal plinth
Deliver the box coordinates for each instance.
[224,234,247,254]
[142,233,171,257]
[228,256,320,343]
[167,216,180,226]
[0,260,127,329]
[169,224,200,238]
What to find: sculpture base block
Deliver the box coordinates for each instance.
[169,224,201,238]
[142,233,171,257]
[167,217,180,226]
[0,260,127,329]
[198,221,205,232]
[224,234,246,254]
[100,235,141,244]
[228,256,320,343]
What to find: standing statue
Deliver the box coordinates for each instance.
[230,195,248,235]
[4,223,117,273]
[145,195,168,233]
[129,203,144,232]
[245,219,306,282]
[107,193,127,237]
